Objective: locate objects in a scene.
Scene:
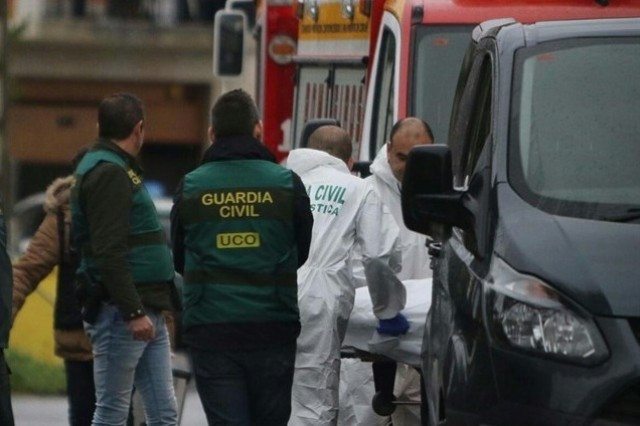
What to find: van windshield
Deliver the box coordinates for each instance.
[412,25,473,145]
[510,38,640,220]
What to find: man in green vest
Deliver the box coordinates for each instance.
[71,93,178,425]
[171,89,313,426]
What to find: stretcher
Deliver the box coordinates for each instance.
[342,278,432,368]
[340,278,432,420]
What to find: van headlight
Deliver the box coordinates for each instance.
[485,257,608,364]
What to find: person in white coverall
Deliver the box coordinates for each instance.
[353,117,434,426]
[368,117,435,280]
[287,125,409,426]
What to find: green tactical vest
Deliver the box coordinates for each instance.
[180,159,299,329]
[71,148,174,286]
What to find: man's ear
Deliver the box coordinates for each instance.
[208,126,215,144]
[253,120,263,141]
[347,157,354,171]
[131,120,144,140]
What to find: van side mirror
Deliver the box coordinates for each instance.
[213,11,246,77]
[401,145,472,239]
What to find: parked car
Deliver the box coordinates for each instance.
[9,193,174,257]
[402,16,640,425]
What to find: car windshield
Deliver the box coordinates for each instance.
[412,25,473,145]
[509,37,640,220]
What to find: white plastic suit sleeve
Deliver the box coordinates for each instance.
[356,187,406,320]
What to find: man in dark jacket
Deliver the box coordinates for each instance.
[171,89,313,426]
[0,199,15,426]
[71,93,178,425]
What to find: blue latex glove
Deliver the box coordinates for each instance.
[376,313,410,336]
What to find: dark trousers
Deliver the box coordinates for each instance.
[190,342,296,426]
[0,350,14,426]
[64,360,95,426]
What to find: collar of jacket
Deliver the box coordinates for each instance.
[92,138,144,174]
[201,135,276,164]
[370,143,401,194]
[286,148,350,176]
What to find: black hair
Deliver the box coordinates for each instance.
[98,93,144,140]
[210,89,260,138]
[389,117,434,144]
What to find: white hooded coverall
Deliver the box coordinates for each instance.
[341,144,432,426]
[366,145,432,280]
[287,148,406,426]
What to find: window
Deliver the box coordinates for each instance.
[411,25,474,146]
[462,57,492,182]
[292,65,367,149]
[510,38,640,219]
[369,29,396,156]
[448,50,491,187]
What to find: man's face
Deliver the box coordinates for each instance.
[387,125,433,183]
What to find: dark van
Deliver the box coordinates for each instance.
[402,17,640,425]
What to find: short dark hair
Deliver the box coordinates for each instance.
[389,117,434,144]
[98,93,144,140]
[308,125,352,164]
[210,89,260,138]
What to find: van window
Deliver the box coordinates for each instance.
[448,49,490,187]
[412,25,474,146]
[462,57,492,181]
[369,29,396,156]
[510,38,640,219]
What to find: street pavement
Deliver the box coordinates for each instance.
[13,385,208,425]
[12,351,208,425]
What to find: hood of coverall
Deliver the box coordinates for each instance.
[369,144,400,196]
[368,145,432,281]
[286,148,351,176]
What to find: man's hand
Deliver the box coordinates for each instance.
[377,312,410,336]
[127,315,155,341]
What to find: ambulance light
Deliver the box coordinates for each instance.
[359,0,372,17]
[342,0,355,20]
[308,0,319,21]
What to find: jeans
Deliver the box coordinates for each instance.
[84,304,177,426]
[65,359,96,426]
[190,342,296,426]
